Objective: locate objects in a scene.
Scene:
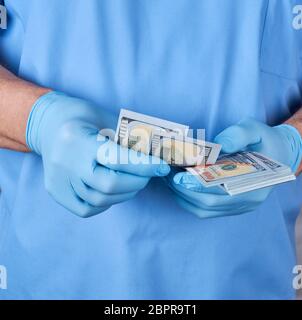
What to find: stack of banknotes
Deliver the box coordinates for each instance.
[186,151,296,195]
[115,109,296,195]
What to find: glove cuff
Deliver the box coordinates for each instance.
[26,91,66,155]
[275,124,302,173]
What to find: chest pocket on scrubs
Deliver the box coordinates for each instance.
[260,0,300,80]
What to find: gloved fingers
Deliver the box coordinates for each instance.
[171,171,228,195]
[84,165,150,194]
[214,118,263,154]
[165,168,226,195]
[96,139,170,177]
[174,191,260,218]
[167,171,233,210]
[171,186,234,211]
[170,179,270,211]
[70,176,138,207]
[173,171,272,202]
[173,195,250,219]
[49,183,110,218]
[69,201,110,218]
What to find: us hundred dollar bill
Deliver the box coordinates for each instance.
[115,109,221,166]
[152,131,221,166]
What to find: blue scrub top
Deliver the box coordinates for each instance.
[0,0,302,299]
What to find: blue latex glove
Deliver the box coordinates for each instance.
[26,91,170,217]
[168,118,302,219]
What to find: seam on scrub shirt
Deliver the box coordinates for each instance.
[259,0,270,61]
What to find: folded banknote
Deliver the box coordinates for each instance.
[115,109,221,166]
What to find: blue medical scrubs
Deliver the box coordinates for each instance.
[0,0,302,299]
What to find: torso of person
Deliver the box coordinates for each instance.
[0,0,301,299]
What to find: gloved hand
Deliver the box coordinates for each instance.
[26,91,170,217]
[167,118,302,219]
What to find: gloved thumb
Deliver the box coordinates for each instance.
[214,119,262,153]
